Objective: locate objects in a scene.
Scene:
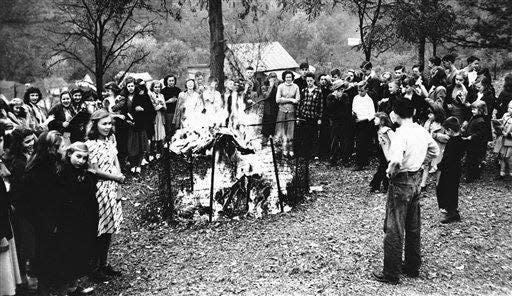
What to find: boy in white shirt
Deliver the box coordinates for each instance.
[352,81,375,170]
[373,98,439,285]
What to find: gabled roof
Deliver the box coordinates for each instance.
[227,42,299,72]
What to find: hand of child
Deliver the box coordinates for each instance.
[116,174,126,183]
[45,115,55,124]
[62,121,69,128]
[0,237,8,253]
[135,106,144,112]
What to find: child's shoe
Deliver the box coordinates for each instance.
[141,159,149,166]
[148,155,155,162]
[369,186,379,193]
[441,211,461,224]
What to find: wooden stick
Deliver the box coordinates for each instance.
[189,150,194,192]
[246,176,250,214]
[269,136,284,213]
[243,97,270,111]
[209,142,216,223]
[245,118,306,127]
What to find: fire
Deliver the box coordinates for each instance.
[169,90,293,222]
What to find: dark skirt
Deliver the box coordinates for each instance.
[164,112,175,141]
[127,128,148,158]
[12,214,36,273]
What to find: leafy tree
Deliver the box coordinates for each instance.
[389,0,455,67]
[452,0,512,50]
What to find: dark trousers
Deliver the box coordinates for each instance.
[370,148,389,191]
[317,118,331,159]
[383,171,422,279]
[355,120,372,167]
[95,234,112,269]
[329,121,354,164]
[436,167,461,212]
[465,141,487,180]
[295,119,318,159]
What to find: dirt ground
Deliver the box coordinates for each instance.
[93,159,512,296]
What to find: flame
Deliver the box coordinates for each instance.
[170,90,293,221]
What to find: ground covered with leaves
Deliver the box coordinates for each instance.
[94,159,512,296]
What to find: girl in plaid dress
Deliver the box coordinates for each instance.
[85,109,125,281]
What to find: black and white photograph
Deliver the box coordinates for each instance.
[0,0,511,295]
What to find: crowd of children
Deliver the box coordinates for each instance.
[1,53,512,294]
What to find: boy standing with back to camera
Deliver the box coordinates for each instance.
[373,98,439,285]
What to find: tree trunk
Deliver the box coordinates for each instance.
[95,22,103,98]
[418,36,426,69]
[432,39,437,57]
[208,0,225,93]
[364,45,372,62]
[95,65,103,100]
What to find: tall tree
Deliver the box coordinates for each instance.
[47,0,157,94]
[349,0,396,61]
[208,0,226,92]
[390,0,455,68]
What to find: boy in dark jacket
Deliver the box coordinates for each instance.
[436,117,466,223]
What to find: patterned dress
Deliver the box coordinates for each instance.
[150,92,166,141]
[86,136,123,236]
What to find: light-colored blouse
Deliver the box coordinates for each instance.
[276,83,300,113]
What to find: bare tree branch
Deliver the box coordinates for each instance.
[102,1,141,64]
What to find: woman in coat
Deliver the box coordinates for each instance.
[126,79,155,174]
[0,125,23,296]
[48,91,77,145]
[261,72,279,141]
[4,127,36,286]
[16,130,66,294]
[23,87,53,135]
